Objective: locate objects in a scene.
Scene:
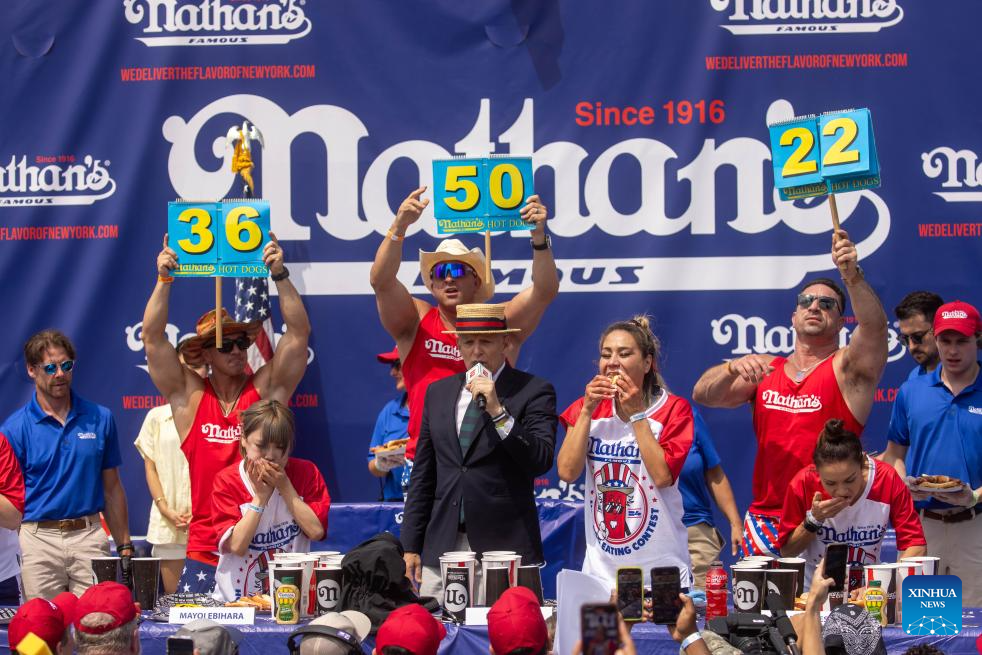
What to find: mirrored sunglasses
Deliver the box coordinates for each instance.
[39,360,75,375]
[796,293,839,312]
[204,335,251,353]
[431,261,472,280]
[899,330,931,346]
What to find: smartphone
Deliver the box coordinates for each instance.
[580,603,619,655]
[824,543,849,592]
[649,566,682,624]
[166,637,196,655]
[616,567,644,622]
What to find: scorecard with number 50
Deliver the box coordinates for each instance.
[167,200,270,277]
[432,156,533,234]
[769,108,880,200]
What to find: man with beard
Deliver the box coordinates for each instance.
[692,230,888,557]
[894,291,944,380]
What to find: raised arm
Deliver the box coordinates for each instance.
[254,233,311,404]
[692,355,774,408]
[143,235,192,403]
[370,187,430,347]
[557,376,610,482]
[503,196,559,342]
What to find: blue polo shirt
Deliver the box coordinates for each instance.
[906,363,929,381]
[679,408,722,528]
[886,364,982,510]
[1,392,122,521]
[367,395,409,501]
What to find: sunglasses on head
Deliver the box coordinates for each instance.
[431,261,472,280]
[204,335,251,353]
[38,360,75,375]
[899,330,931,346]
[797,293,840,312]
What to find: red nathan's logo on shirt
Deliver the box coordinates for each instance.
[201,423,241,444]
[760,390,823,413]
[424,338,460,362]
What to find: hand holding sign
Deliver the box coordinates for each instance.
[831,229,860,284]
[432,156,534,234]
[167,200,271,277]
[519,194,549,238]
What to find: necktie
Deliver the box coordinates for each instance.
[457,396,484,526]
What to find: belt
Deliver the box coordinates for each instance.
[921,504,982,524]
[32,515,98,531]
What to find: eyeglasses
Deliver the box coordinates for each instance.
[204,336,251,353]
[431,262,472,280]
[797,293,840,312]
[38,360,75,375]
[899,330,931,346]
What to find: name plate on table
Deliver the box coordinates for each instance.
[768,108,880,200]
[168,607,255,624]
[432,156,533,234]
[167,199,270,277]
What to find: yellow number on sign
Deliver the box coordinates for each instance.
[780,127,819,178]
[822,117,861,167]
[488,163,524,210]
[444,165,480,211]
[177,207,214,254]
[225,206,263,252]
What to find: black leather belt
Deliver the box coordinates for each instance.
[921,504,982,523]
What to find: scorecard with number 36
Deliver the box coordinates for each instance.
[768,108,880,201]
[432,156,533,234]
[167,200,270,277]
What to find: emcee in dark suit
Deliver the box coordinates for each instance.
[401,303,557,597]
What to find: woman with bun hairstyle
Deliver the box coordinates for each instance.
[557,316,694,587]
[778,418,926,588]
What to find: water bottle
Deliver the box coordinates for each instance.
[706,560,728,621]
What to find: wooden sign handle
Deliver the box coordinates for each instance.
[215,277,223,348]
[828,193,841,232]
[484,229,491,291]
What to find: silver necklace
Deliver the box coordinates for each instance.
[791,351,836,382]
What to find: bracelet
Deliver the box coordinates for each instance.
[158,275,174,284]
[271,267,290,282]
[680,633,704,651]
[247,503,265,515]
[386,228,405,242]
[629,411,648,423]
[494,413,511,429]
[117,542,136,553]
[726,360,737,376]
[489,410,508,423]
[531,234,551,251]
[153,496,166,506]
[804,509,824,533]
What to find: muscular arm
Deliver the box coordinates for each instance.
[692,355,774,408]
[143,279,191,402]
[101,468,131,549]
[503,196,559,345]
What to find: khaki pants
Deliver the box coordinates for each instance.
[920,512,982,606]
[19,516,109,600]
[687,522,723,592]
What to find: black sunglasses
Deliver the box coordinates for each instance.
[899,330,931,346]
[797,293,840,312]
[38,360,75,375]
[204,335,251,353]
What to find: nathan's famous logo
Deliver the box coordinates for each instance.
[591,462,659,556]
[123,0,311,47]
[921,146,982,204]
[201,422,241,444]
[424,338,461,362]
[709,0,904,34]
[711,313,909,363]
[0,155,115,207]
[162,95,891,294]
[760,390,822,414]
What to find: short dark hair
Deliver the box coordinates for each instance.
[24,329,76,367]
[798,278,846,313]
[813,419,864,468]
[381,647,416,655]
[894,291,944,323]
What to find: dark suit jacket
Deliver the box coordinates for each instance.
[400,365,557,567]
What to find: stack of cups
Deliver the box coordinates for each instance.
[775,558,806,602]
[91,557,121,585]
[865,564,898,624]
[481,551,521,605]
[901,556,940,575]
[731,561,767,612]
[894,560,923,624]
[314,565,343,616]
[440,551,477,619]
[765,569,798,610]
[744,556,775,568]
[131,558,162,611]
[272,553,320,617]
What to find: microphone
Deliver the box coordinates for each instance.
[765,592,800,655]
[465,363,492,410]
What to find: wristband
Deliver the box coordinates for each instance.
[153,496,166,506]
[158,275,174,284]
[531,234,551,251]
[494,413,511,429]
[386,228,405,242]
[271,267,290,282]
[629,411,648,423]
[804,509,824,533]
[489,410,508,423]
[117,543,136,553]
[680,633,704,650]
[247,503,265,514]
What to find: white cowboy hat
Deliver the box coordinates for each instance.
[419,239,495,303]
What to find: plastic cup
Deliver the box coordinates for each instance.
[731,566,766,611]
[764,569,797,611]
[91,557,121,584]
[516,565,544,605]
[442,566,472,621]
[775,557,806,598]
[314,566,342,615]
[131,558,161,610]
[900,556,940,576]
[484,567,511,606]
[895,561,923,624]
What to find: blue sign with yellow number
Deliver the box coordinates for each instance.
[768,108,880,200]
[167,200,270,277]
[432,156,533,234]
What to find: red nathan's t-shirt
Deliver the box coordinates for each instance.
[750,355,863,517]
[402,307,464,460]
[778,457,925,587]
[182,378,262,562]
[0,433,24,582]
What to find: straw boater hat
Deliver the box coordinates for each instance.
[419,239,495,303]
[179,308,262,366]
[443,303,521,335]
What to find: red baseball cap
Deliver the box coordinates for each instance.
[375,604,446,655]
[933,300,982,337]
[74,582,138,634]
[377,346,400,364]
[8,593,76,654]
[488,587,547,655]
